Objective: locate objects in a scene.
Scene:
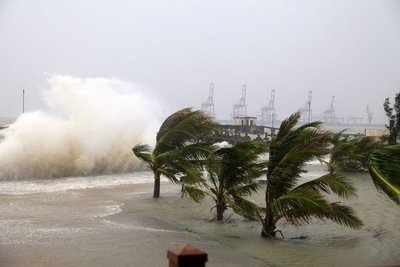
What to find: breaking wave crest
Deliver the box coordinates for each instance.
[0,75,161,180]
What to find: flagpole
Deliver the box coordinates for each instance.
[22,89,25,113]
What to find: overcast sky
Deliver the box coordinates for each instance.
[1,0,399,124]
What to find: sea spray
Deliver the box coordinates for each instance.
[0,75,162,180]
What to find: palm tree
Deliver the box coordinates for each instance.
[132,108,218,198]
[184,140,268,221]
[352,136,381,170]
[368,144,400,206]
[328,132,380,173]
[328,129,355,174]
[261,112,363,238]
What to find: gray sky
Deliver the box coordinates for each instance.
[1,0,399,124]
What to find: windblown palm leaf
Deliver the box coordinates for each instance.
[368,145,400,206]
[132,143,152,165]
[293,173,356,199]
[132,108,218,198]
[325,202,363,229]
[261,112,363,238]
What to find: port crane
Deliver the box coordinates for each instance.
[298,91,312,123]
[366,105,373,124]
[261,89,276,126]
[201,83,215,117]
[232,84,247,118]
[324,96,335,124]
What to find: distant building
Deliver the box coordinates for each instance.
[364,128,388,139]
[234,116,257,126]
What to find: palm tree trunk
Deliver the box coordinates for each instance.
[263,186,276,237]
[153,173,161,198]
[261,214,276,238]
[329,164,334,174]
[216,204,224,221]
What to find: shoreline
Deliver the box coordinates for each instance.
[0,180,267,267]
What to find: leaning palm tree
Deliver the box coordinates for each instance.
[132,108,218,198]
[328,131,380,173]
[368,144,400,206]
[184,140,268,221]
[328,129,356,174]
[261,112,363,238]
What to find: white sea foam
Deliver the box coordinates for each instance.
[92,202,123,218]
[0,171,158,195]
[0,75,162,180]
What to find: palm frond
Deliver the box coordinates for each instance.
[368,145,400,205]
[325,202,363,229]
[273,112,302,141]
[157,143,214,164]
[182,185,208,203]
[226,195,260,219]
[156,108,218,152]
[268,127,331,196]
[180,170,206,185]
[157,167,180,183]
[228,182,259,196]
[218,140,267,188]
[293,173,356,199]
[268,189,331,224]
[267,113,331,190]
[156,107,192,142]
[132,143,152,164]
[270,189,362,229]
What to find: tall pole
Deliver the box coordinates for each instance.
[22,89,25,113]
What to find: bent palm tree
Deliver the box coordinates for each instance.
[329,131,380,173]
[368,144,400,206]
[184,140,268,221]
[261,112,363,238]
[132,108,218,198]
[328,129,355,174]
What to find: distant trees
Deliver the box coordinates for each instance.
[383,92,400,144]
[260,113,363,238]
[132,108,218,198]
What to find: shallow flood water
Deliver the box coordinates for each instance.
[0,165,399,266]
[129,169,400,267]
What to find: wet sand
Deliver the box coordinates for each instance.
[0,181,266,267]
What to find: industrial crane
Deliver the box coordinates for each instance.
[232,84,247,118]
[201,83,215,117]
[324,96,335,124]
[261,89,277,126]
[366,105,373,124]
[298,91,312,123]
